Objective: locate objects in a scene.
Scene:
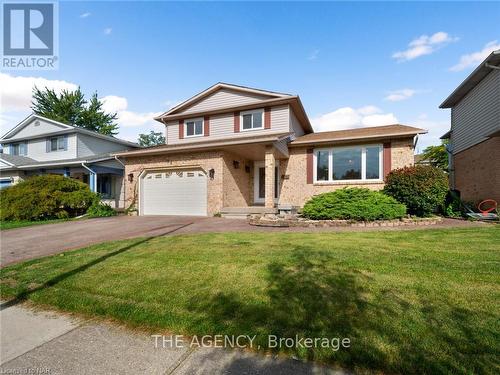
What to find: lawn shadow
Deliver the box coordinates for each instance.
[0,222,194,311]
[187,246,496,374]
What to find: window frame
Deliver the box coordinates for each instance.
[184,117,204,138]
[48,136,66,152]
[240,109,264,131]
[313,144,383,184]
[10,142,27,156]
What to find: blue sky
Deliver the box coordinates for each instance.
[1,1,499,151]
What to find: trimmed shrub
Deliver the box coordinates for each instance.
[302,188,407,221]
[87,200,117,218]
[0,175,97,221]
[383,165,448,217]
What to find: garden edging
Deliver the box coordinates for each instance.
[248,214,443,228]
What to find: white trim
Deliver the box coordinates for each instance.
[253,161,279,204]
[240,108,264,132]
[158,83,289,117]
[184,117,204,138]
[313,144,383,184]
[138,166,208,216]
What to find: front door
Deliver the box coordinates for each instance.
[254,161,279,204]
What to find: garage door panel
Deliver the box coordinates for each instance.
[141,170,207,216]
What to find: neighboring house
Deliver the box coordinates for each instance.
[440,50,500,203]
[115,83,426,216]
[0,114,139,208]
[414,154,431,166]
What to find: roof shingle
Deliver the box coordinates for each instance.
[290,124,427,145]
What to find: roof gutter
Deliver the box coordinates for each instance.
[485,63,500,70]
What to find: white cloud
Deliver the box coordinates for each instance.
[450,41,500,72]
[393,32,458,62]
[384,88,416,102]
[308,49,320,61]
[0,73,78,112]
[103,28,112,35]
[100,95,162,142]
[80,12,91,18]
[311,105,398,132]
[0,73,163,142]
[411,113,449,153]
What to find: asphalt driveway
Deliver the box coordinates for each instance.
[0,215,483,267]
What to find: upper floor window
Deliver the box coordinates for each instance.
[241,109,263,131]
[314,145,382,182]
[185,118,204,137]
[48,136,67,152]
[10,142,27,156]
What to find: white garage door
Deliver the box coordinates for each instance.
[141,170,207,216]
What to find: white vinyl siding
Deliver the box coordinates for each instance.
[166,105,291,144]
[177,88,273,115]
[451,69,500,155]
[140,170,207,216]
[76,134,132,158]
[290,110,305,137]
[6,118,70,140]
[3,134,77,161]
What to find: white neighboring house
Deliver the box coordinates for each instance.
[0,114,140,208]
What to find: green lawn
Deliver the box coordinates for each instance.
[0,218,73,230]
[1,228,499,374]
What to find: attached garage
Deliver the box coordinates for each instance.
[140,169,208,216]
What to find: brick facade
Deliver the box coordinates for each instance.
[278,138,415,207]
[453,137,500,202]
[123,138,416,215]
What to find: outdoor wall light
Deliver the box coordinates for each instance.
[233,160,240,169]
[209,168,215,179]
[245,165,250,173]
[128,173,134,182]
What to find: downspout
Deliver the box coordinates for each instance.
[81,162,97,192]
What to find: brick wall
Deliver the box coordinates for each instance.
[279,138,415,207]
[123,151,224,215]
[221,151,253,207]
[453,137,500,202]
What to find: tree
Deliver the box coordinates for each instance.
[31,87,119,135]
[420,140,449,171]
[138,131,165,147]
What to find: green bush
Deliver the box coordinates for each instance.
[383,165,448,217]
[302,188,407,221]
[0,175,97,221]
[87,200,117,218]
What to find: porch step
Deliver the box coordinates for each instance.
[220,206,278,217]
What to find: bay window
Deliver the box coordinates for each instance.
[314,145,382,182]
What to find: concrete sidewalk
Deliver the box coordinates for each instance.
[0,303,347,374]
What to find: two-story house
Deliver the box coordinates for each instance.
[0,114,139,208]
[115,83,426,216]
[440,50,500,202]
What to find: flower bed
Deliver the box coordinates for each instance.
[248,214,442,228]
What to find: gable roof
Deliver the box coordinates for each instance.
[155,83,313,133]
[1,114,139,148]
[440,49,500,108]
[290,124,427,146]
[158,82,292,118]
